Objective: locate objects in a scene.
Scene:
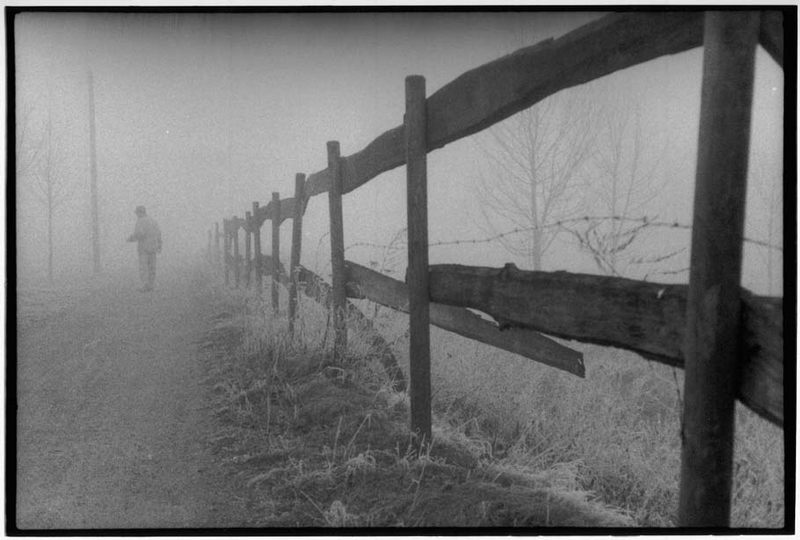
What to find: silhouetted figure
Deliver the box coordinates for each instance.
[127,205,162,292]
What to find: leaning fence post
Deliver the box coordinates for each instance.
[405,75,432,446]
[223,219,230,287]
[678,11,759,527]
[327,141,347,362]
[232,217,241,289]
[253,202,263,291]
[289,173,306,336]
[244,211,253,288]
[271,192,281,314]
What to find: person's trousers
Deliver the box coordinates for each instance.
[138,251,157,289]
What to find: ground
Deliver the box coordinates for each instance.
[14,269,636,530]
[15,270,250,530]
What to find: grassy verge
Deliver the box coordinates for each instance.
[194,264,783,528]
[196,275,634,528]
[419,318,785,528]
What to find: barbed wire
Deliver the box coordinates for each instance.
[656,267,691,276]
[344,215,783,253]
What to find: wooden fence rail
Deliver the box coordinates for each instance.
[426,263,783,426]
[345,261,585,377]
[211,10,786,526]
[301,12,783,200]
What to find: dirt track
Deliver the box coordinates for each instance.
[15,271,249,529]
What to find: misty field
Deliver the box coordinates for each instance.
[201,268,784,528]
[17,285,89,332]
[14,8,785,530]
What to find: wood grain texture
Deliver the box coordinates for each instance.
[405,75,432,444]
[739,294,783,424]
[303,13,705,199]
[305,126,405,197]
[427,263,782,427]
[328,142,348,361]
[759,10,784,68]
[345,261,585,377]
[678,12,760,526]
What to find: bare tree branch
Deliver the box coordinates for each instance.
[472,87,599,270]
[574,102,668,278]
[23,105,76,281]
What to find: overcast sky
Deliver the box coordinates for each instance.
[14,10,784,295]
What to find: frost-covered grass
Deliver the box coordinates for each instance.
[197,261,784,528]
[198,273,634,528]
[415,320,784,527]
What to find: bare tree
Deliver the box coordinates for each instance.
[16,104,42,181]
[473,89,599,270]
[567,105,671,278]
[28,109,75,282]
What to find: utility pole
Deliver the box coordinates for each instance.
[88,70,100,274]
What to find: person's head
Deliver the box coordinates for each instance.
[135,205,146,217]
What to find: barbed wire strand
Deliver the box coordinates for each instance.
[344,215,782,253]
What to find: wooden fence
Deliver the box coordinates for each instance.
[207,11,786,527]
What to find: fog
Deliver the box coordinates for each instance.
[14,11,784,295]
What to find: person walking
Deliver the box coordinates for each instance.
[127,205,162,292]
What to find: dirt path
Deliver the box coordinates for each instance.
[15,271,249,530]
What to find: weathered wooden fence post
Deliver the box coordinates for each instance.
[289,173,306,336]
[244,211,253,288]
[271,192,281,314]
[327,141,347,362]
[232,217,241,289]
[678,11,760,527]
[253,202,263,292]
[405,75,432,445]
[223,219,231,287]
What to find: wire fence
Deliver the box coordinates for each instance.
[341,214,781,280]
[345,215,783,253]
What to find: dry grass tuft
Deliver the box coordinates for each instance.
[197,266,783,529]
[198,279,635,528]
